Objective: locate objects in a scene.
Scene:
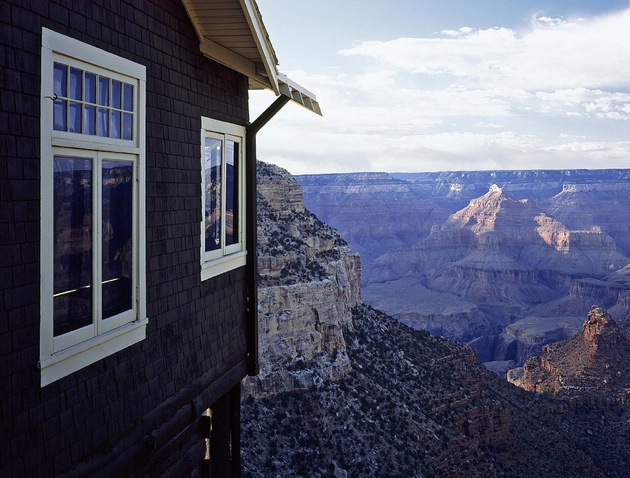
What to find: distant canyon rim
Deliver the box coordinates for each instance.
[296,169,630,373]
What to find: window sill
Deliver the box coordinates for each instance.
[39,318,148,387]
[201,251,247,281]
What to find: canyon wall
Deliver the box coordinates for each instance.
[297,169,630,368]
[242,162,361,398]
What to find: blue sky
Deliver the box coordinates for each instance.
[251,1,630,174]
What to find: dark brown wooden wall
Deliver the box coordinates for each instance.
[0,0,251,475]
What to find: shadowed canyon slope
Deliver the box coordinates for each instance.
[297,170,630,367]
[242,163,630,477]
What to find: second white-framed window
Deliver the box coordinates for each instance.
[201,117,246,280]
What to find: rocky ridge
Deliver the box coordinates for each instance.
[242,162,361,398]
[347,180,630,366]
[242,164,630,477]
[509,306,630,403]
[242,305,630,477]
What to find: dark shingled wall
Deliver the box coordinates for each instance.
[1,0,251,475]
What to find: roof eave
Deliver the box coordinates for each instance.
[238,0,280,94]
[181,0,321,115]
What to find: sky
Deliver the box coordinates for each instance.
[250,0,630,175]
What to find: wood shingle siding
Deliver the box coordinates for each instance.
[2,0,253,475]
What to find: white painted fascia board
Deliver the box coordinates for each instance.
[238,0,280,94]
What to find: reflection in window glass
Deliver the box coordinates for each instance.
[54,63,67,97]
[53,156,93,336]
[69,102,81,133]
[111,80,121,109]
[52,64,134,141]
[123,84,134,112]
[69,68,82,100]
[85,73,96,103]
[98,77,109,106]
[225,140,239,246]
[54,99,67,131]
[110,111,121,139]
[98,108,108,137]
[204,138,222,252]
[122,113,133,140]
[84,105,96,135]
[102,160,133,319]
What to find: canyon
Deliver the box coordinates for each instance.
[241,163,630,477]
[297,169,630,369]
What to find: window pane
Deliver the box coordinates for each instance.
[84,105,96,135]
[98,76,109,106]
[110,111,121,139]
[98,108,108,137]
[225,140,239,246]
[111,80,121,109]
[53,99,67,131]
[69,102,81,133]
[85,73,96,103]
[69,68,82,100]
[122,113,133,140]
[123,84,133,112]
[102,160,133,319]
[53,156,93,336]
[53,63,67,97]
[204,137,222,252]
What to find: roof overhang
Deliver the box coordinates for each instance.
[181,0,321,115]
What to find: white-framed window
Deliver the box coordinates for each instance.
[200,117,246,280]
[39,28,147,387]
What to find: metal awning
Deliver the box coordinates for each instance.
[181,0,321,115]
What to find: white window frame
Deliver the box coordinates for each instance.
[39,28,147,387]
[200,117,247,280]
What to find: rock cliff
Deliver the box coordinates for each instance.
[297,172,450,266]
[242,162,361,398]
[243,304,630,478]
[509,306,630,402]
[242,166,630,477]
[302,174,630,367]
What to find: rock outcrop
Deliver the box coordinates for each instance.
[242,166,630,477]
[509,306,630,402]
[242,162,361,398]
[297,172,450,266]
[243,303,630,478]
[303,175,630,367]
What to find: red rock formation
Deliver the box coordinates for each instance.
[512,306,630,402]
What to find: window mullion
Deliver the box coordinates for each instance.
[132,158,139,314]
[94,153,103,336]
[221,134,227,255]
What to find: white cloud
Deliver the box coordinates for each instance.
[339,10,630,90]
[252,8,630,175]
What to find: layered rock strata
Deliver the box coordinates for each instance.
[361,185,630,365]
[508,306,630,402]
[242,162,361,398]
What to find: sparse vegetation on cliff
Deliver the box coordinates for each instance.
[243,163,630,477]
[243,304,630,477]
